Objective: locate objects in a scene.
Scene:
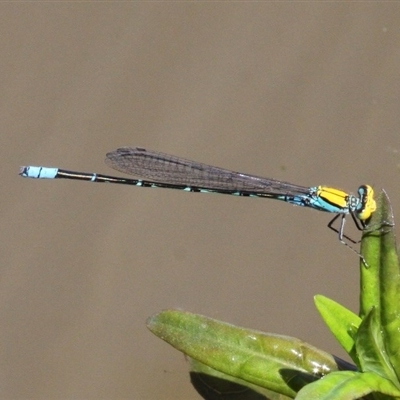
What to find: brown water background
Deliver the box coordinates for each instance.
[3,4,400,399]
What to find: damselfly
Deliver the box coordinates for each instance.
[20,146,377,259]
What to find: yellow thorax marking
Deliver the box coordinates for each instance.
[316,186,349,209]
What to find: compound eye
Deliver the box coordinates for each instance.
[357,185,377,221]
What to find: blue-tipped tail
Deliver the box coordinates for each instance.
[19,166,58,179]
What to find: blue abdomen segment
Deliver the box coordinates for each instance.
[20,166,59,179]
[273,194,314,208]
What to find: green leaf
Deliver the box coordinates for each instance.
[359,189,398,316]
[147,310,348,398]
[373,192,400,377]
[147,189,400,399]
[314,295,361,359]
[359,190,400,378]
[355,307,399,387]
[189,358,291,400]
[296,370,400,400]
